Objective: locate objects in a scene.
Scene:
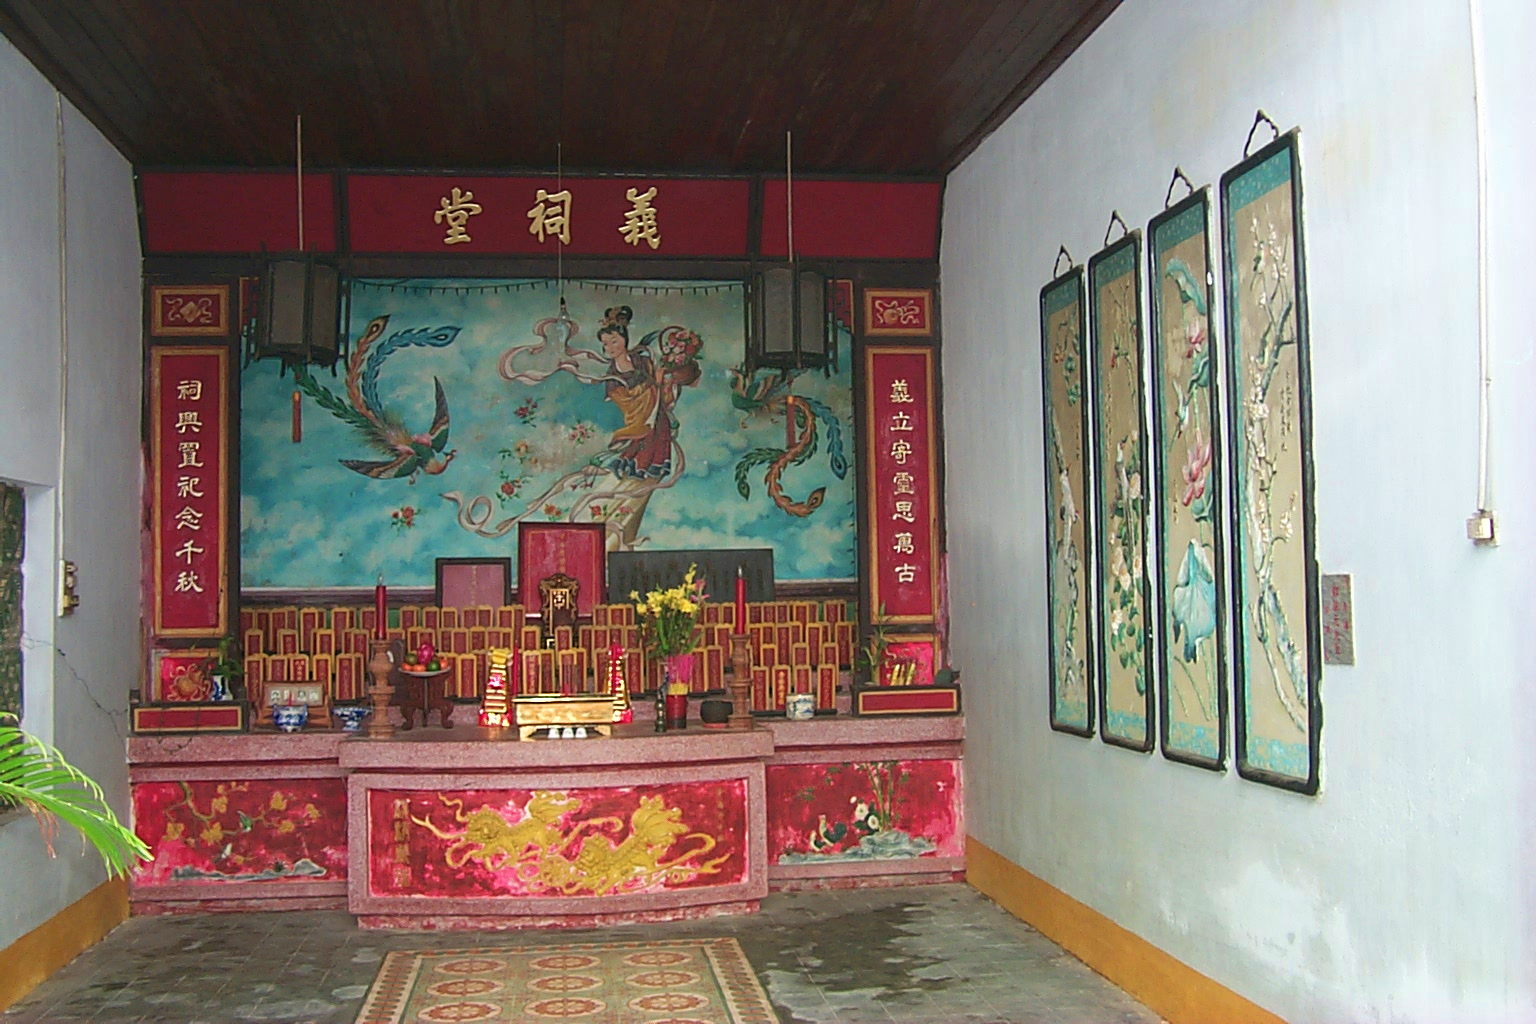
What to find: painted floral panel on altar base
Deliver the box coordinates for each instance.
[369,781,748,899]
[132,778,348,885]
[767,760,961,865]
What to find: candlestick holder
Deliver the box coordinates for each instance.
[366,638,396,739]
[728,634,754,729]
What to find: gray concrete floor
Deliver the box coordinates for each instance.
[2,884,1164,1023]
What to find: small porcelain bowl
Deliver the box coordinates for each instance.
[272,704,309,733]
[332,705,371,732]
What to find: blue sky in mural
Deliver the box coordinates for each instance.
[241,278,855,589]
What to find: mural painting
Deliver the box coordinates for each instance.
[369,781,748,898]
[1221,132,1320,792]
[241,279,854,588]
[1039,269,1094,735]
[1149,191,1228,769]
[767,759,961,864]
[1088,234,1153,751]
[131,778,348,884]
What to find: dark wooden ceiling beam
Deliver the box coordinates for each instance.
[0,0,1112,176]
[940,0,1121,173]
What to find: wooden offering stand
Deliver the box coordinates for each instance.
[398,668,455,730]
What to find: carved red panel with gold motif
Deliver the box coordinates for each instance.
[367,781,747,899]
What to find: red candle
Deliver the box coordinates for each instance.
[734,567,747,634]
[374,576,387,639]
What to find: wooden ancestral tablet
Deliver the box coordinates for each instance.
[512,694,615,740]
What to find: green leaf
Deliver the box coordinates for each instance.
[0,727,151,877]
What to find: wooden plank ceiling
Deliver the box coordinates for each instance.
[0,0,1116,175]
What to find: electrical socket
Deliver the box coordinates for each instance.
[58,559,80,615]
[1466,510,1497,546]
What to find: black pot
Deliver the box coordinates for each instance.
[699,699,731,725]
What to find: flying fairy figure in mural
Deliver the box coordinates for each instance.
[729,363,848,517]
[290,315,462,483]
[445,304,704,547]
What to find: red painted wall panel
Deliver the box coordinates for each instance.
[760,180,942,260]
[140,172,337,253]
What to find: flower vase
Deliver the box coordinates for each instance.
[663,653,691,730]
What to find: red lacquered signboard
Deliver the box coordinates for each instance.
[151,346,228,637]
[863,346,940,623]
[347,175,750,257]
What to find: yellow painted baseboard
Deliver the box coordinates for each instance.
[0,876,129,1012]
[966,836,1287,1024]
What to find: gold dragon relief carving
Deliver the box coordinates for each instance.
[409,789,735,896]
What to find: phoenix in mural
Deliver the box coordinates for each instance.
[293,315,463,483]
[729,364,848,517]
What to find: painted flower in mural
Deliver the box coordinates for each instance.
[1182,318,1207,359]
[1180,438,1213,520]
[1171,539,1217,662]
[390,505,418,529]
[514,398,539,423]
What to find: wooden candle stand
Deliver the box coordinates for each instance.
[366,638,396,739]
[728,634,754,729]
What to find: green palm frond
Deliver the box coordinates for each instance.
[0,726,151,877]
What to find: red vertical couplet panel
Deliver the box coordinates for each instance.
[864,346,939,623]
[151,347,229,637]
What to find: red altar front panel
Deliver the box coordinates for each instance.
[862,346,940,624]
[765,759,962,866]
[132,777,348,886]
[366,780,747,900]
[150,346,229,637]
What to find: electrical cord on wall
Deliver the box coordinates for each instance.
[1466,0,1496,546]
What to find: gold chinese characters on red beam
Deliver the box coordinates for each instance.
[151,346,229,637]
[346,175,750,257]
[863,346,940,623]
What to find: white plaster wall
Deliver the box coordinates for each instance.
[0,34,142,949]
[941,0,1536,1020]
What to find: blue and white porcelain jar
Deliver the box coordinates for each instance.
[271,704,309,733]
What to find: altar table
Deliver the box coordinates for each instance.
[126,715,964,928]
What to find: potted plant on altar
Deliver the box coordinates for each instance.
[854,608,894,686]
[631,564,706,730]
[0,725,151,877]
[203,635,244,702]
